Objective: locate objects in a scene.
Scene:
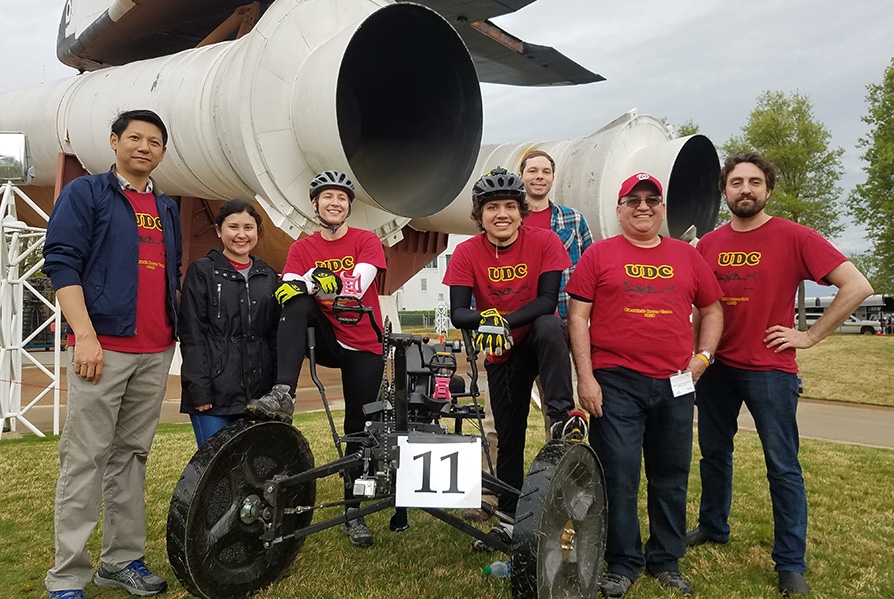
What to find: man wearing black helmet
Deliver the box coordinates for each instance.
[443,167,586,541]
[247,170,386,548]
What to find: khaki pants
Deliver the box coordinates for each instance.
[46,347,174,591]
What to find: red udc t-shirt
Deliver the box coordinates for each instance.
[282,227,386,355]
[524,207,552,230]
[697,218,847,373]
[565,235,721,379]
[69,190,174,352]
[442,227,570,360]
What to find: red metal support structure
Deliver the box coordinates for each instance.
[377,228,449,295]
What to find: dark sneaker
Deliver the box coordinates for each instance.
[49,592,86,599]
[550,409,589,442]
[686,526,728,547]
[653,571,693,595]
[246,384,294,423]
[471,523,513,552]
[600,572,633,597]
[94,560,167,596]
[778,571,810,596]
[341,508,374,547]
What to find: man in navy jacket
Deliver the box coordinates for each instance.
[43,109,181,599]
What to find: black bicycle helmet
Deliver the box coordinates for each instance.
[472,167,526,205]
[309,170,355,201]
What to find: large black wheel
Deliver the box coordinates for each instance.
[167,420,316,599]
[511,441,607,599]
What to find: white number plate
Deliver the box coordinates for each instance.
[395,436,482,508]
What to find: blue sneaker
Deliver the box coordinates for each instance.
[49,592,86,599]
[94,560,167,596]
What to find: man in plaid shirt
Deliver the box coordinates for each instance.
[518,150,595,320]
[519,150,594,430]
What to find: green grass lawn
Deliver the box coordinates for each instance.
[1,409,892,599]
[795,335,894,407]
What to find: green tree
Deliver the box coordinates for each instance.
[657,117,700,138]
[723,90,845,238]
[723,90,846,328]
[676,120,700,137]
[848,58,894,294]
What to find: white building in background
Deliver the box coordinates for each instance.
[395,236,469,311]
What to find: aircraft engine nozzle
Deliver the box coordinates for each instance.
[621,132,720,240]
[294,4,483,220]
[0,0,483,245]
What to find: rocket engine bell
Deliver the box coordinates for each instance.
[0,0,721,255]
[413,111,721,241]
[0,0,484,246]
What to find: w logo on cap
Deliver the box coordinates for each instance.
[618,172,663,200]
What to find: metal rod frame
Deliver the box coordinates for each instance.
[0,182,62,439]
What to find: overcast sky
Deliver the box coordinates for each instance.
[2,0,892,261]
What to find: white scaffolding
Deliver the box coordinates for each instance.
[0,181,62,438]
[434,300,449,341]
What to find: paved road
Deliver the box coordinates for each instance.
[3,356,894,449]
[1,360,348,438]
[697,399,894,450]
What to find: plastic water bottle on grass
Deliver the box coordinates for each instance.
[483,560,511,578]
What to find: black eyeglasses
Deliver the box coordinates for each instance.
[619,196,662,208]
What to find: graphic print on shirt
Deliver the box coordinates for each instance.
[621,262,678,317]
[316,256,355,272]
[135,211,166,270]
[486,262,532,303]
[713,251,762,307]
[487,282,531,302]
[622,281,677,304]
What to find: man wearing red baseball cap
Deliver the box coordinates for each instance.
[566,172,724,597]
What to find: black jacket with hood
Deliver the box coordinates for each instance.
[179,249,279,415]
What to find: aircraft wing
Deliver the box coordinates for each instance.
[56,0,602,86]
[454,19,603,86]
[400,0,539,22]
[398,1,603,85]
[57,0,269,70]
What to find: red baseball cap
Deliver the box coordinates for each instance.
[618,172,663,201]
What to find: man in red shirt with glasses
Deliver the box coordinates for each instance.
[567,172,723,598]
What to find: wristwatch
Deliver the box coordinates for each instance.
[698,350,714,365]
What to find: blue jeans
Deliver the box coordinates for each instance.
[589,367,694,581]
[695,361,806,572]
[190,413,242,448]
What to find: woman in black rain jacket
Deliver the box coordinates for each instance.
[179,199,279,446]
